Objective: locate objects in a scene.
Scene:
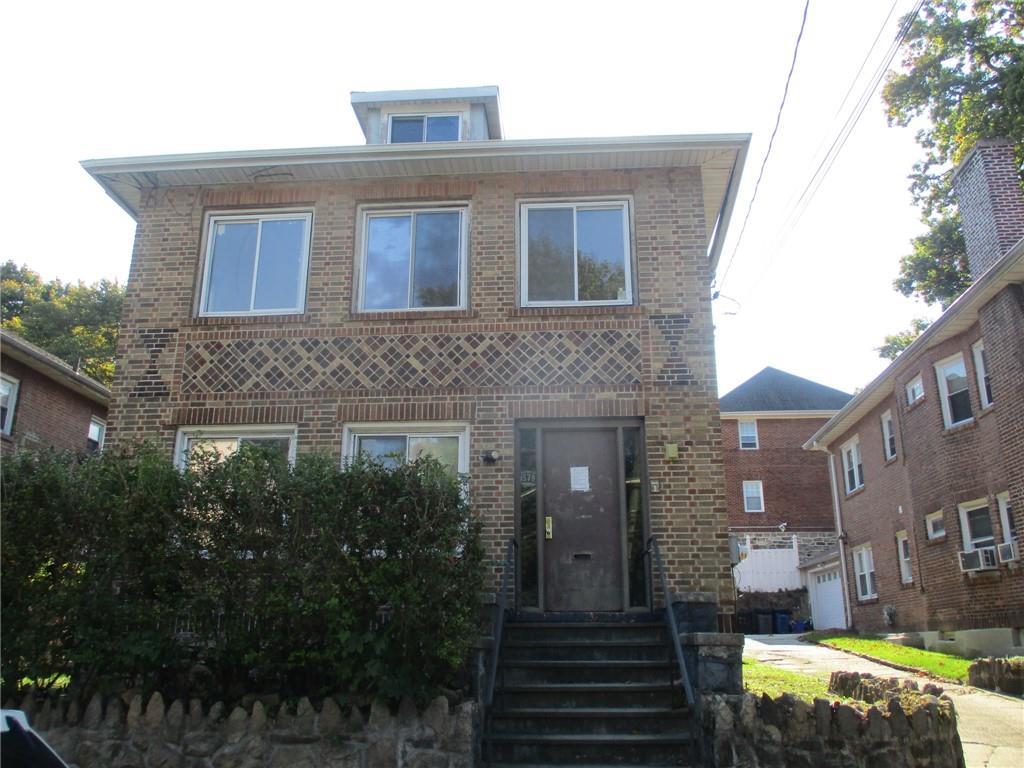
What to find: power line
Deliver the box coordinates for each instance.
[714,0,810,296]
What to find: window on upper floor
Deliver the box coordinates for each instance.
[175,425,297,469]
[925,510,945,540]
[388,114,461,143]
[343,422,469,475]
[896,531,913,584]
[840,436,864,494]
[881,410,897,461]
[997,492,1016,545]
[520,200,633,307]
[905,375,924,406]
[742,480,764,513]
[0,374,19,436]
[852,544,876,600]
[738,420,758,450]
[972,340,993,408]
[199,211,312,317]
[358,207,468,312]
[934,353,973,428]
[958,499,995,551]
[87,417,106,452]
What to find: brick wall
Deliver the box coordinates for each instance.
[724,416,834,531]
[0,355,108,455]
[833,318,1022,634]
[107,169,732,607]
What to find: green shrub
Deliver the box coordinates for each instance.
[1,444,485,704]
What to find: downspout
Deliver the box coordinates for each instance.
[823,447,853,629]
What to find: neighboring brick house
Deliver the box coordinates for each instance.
[805,139,1024,657]
[1,329,110,455]
[720,367,851,631]
[82,86,751,615]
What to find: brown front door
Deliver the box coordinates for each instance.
[542,428,624,611]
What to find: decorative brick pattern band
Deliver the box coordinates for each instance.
[170,405,305,427]
[337,400,476,422]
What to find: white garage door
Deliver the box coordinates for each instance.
[809,567,847,630]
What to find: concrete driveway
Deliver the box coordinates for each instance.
[745,634,1024,768]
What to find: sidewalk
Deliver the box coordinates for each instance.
[744,634,1024,768]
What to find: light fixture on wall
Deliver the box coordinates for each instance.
[481,450,501,464]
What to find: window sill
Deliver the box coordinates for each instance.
[189,313,307,327]
[899,580,915,589]
[965,569,1000,583]
[884,456,898,467]
[925,535,947,546]
[353,309,477,322]
[509,305,645,318]
[845,486,866,500]
[977,404,995,419]
[942,419,976,436]
[856,596,879,604]
[906,396,926,412]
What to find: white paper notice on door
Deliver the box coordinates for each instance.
[570,466,591,492]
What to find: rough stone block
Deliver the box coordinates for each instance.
[147,742,185,768]
[144,692,165,729]
[269,744,316,768]
[398,696,418,728]
[320,697,344,737]
[250,701,267,735]
[294,697,316,736]
[226,706,248,744]
[369,699,392,732]
[406,749,449,768]
[367,738,398,768]
[812,698,831,739]
[187,698,204,730]
[184,728,224,757]
[82,693,104,730]
[833,704,861,739]
[126,695,144,731]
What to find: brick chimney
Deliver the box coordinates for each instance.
[952,138,1024,277]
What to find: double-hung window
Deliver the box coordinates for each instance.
[359,207,467,311]
[742,480,764,513]
[881,410,897,461]
[906,375,924,405]
[925,510,945,540]
[343,422,469,475]
[997,492,1016,544]
[959,500,995,551]
[87,417,106,452]
[840,436,864,494]
[388,114,461,143]
[175,425,297,468]
[200,211,312,316]
[935,354,973,428]
[0,374,19,436]
[520,200,632,307]
[738,420,758,450]
[972,340,993,408]
[896,531,913,584]
[853,544,876,600]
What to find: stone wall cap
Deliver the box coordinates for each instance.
[679,632,744,647]
[671,591,718,604]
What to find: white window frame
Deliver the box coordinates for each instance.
[996,492,1015,545]
[519,199,634,308]
[934,353,973,429]
[881,410,897,461]
[0,373,20,436]
[356,205,469,312]
[905,375,925,405]
[386,112,463,143]
[958,498,996,551]
[742,480,765,513]
[925,510,945,540]
[174,425,298,469]
[198,210,313,317]
[896,531,913,584]
[840,436,864,494]
[972,340,993,409]
[738,420,759,450]
[852,544,877,600]
[87,416,106,451]
[341,421,470,475]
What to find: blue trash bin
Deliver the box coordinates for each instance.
[773,610,791,634]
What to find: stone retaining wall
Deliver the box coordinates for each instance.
[702,689,965,768]
[967,657,1024,695]
[10,690,476,768]
[828,671,946,703]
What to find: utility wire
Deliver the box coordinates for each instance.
[714,0,811,297]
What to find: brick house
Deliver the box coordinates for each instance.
[1,329,110,455]
[82,86,751,616]
[720,367,851,631]
[805,140,1024,657]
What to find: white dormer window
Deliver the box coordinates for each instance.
[388,114,461,143]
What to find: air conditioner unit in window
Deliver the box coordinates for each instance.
[997,540,1019,563]
[959,546,998,572]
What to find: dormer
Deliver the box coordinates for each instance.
[350,86,502,145]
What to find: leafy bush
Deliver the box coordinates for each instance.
[1,444,485,704]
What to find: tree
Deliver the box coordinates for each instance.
[877,317,932,360]
[882,0,1024,307]
[1,261,123,386]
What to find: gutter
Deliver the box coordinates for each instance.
[825,448,854,630]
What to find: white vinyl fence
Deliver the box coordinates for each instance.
[733,535,801,591]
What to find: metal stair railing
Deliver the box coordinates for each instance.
[482,537,516,766]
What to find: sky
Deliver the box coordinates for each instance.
[1,0,939,396]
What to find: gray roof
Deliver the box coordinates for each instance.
[720,367,852,413]
[1,329,111,406]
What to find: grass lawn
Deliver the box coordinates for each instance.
[806,632,971,682]
[742,657,836,702]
